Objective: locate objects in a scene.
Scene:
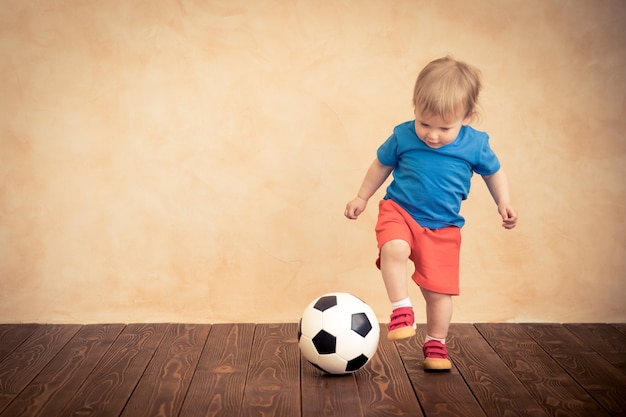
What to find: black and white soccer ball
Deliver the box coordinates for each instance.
[298,292,380,374]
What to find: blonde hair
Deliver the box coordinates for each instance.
[412,56,482,121]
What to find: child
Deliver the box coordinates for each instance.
[344,56,518,371]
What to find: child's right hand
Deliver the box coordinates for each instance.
[344,196,368,220]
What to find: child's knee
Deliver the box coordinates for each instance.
[421,287,452,303]
[381,239,411,260]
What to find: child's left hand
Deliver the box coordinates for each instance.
[498,204,518,229]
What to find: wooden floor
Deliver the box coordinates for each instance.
[0,323,625,417]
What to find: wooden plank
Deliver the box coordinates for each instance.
[300,356,364,417]
[395,327,487,417]
[0,324,41,362]
[449,324,549,416]
[564,323,626,375]
[58,323,168,417]
[120,323,211,417]
[356,324,422,417]
[0,324,125,417]
[523,323,626,416]
[611,323,626,335]
[0,324,82,414]
[179,323,254,417]
[0,322,623,416]
[241,323,300,417]
[475,323,609,417]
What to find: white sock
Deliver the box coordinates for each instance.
[391,297,412,310]
[425,335,446,344]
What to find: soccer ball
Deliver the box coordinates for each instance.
[298,292,380,374]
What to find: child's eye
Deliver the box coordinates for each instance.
[441,127,450,131]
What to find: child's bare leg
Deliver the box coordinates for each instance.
[420,287,452,339]
[380,239,410,302]
[420,287,453,370]
[380,239,416,340]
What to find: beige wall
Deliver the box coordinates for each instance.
[1,0,625,324]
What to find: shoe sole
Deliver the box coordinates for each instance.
[387,326,416,340]
[423,358,452,372]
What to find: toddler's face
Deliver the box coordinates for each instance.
[414,109,471,149]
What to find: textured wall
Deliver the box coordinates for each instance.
[1,0,625,323]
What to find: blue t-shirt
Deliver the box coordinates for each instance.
[377,121,501,229]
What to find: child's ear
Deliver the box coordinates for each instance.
[462,111,474,125]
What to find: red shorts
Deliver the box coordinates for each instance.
[375,199,461,295]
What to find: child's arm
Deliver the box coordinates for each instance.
[482,169,518,229]
[345,158,394,219]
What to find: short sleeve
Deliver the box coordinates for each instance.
[473,136,501,176]
[376,134,399,167]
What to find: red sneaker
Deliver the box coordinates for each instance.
[422,340,451,371]
[386,307,416,340]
